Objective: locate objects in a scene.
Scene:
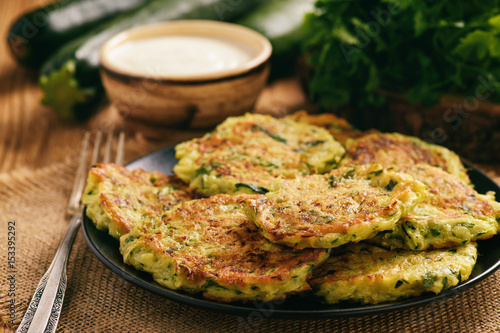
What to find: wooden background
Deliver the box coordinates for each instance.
[1,0,500,331]
[0,0,310,175]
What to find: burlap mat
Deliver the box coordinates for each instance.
[1,148,500,332]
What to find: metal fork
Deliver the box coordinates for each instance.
[16,131,125,333]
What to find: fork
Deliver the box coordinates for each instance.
[16,131,125,333]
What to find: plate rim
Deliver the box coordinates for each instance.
[82,146,500,319]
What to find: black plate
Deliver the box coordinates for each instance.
[82,146,500,318]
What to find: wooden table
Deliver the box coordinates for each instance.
[2,1,500,332]
[0,0,311,173]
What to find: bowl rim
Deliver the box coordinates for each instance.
[99,19,273,82]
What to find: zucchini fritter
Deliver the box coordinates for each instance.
[120,194,330,302]
[309,242,477,305]
[81,112,497,305]
[82,163,194,239]
[341,132,469,182]
[173,113,345,196]
[370,164,500,250]
[247,164,427,249]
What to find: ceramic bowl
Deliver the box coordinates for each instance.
[99,20,272,131]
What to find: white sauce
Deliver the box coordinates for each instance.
[107,35,255,78]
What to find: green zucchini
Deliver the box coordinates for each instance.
[237,0,315,78]
[39,0,265,120]
[7,0,153,67]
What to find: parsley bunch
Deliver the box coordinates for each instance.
[303,0,500,111]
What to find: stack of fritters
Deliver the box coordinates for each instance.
[309,242,478,305]
[83,112,500,305]
[369,164,500,251]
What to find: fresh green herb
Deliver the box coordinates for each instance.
[369,170,383,177]
[303,162,314,170]
[328,175,337,187]
[430,229,441,237]
[385,180,398,191]
[404,222,416,230]
[195,166,212,177]
[423,272,438,289]
[302,1,500,116]
[342,168,356,179]
[125,236,136,243]
[252,125,288,144]
[401,223,418,249]
[305,140,326,146]
[235,183,269,194]
[202,278,219,289]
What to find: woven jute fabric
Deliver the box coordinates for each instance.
[1,153,500,332]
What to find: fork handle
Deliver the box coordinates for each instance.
[16,215,82,333]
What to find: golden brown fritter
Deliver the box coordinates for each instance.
[174,113,345,196]
[370,164,500,250]
[246,164,427,249]
[341,132,469,182]
[309,242,477,305]
[82,163,194,239]
[120,194,330,302]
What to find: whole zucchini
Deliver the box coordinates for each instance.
[7,0,153,67]
[237,0,315,78]
[39,0,265,120]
